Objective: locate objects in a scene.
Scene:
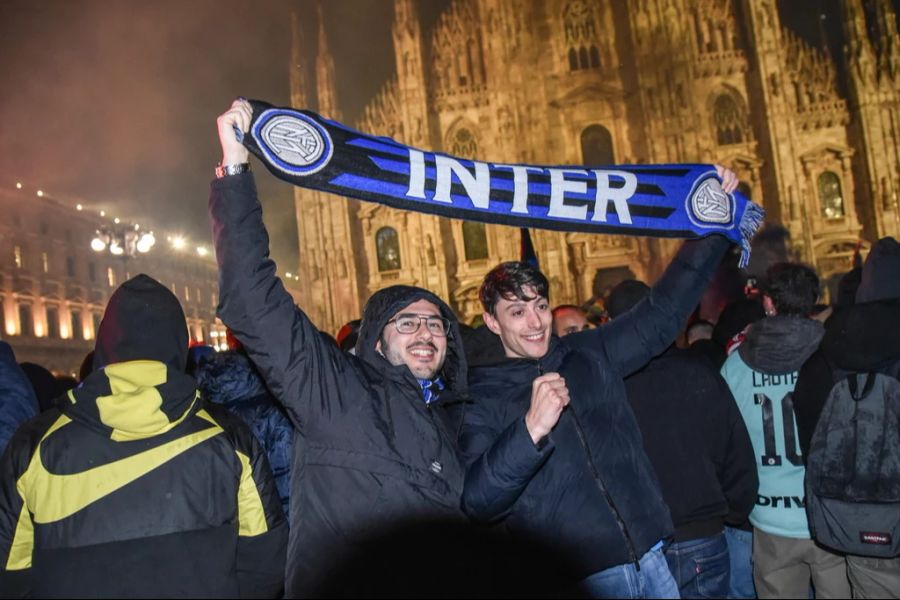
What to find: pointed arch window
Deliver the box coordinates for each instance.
[818,171,845,219]
[449,127,478,158]
[568,48,579,70]
[462,222,489,261]
[713,94,747,146]
[376,227,401,271]
[580,125,615,166]
[563,1,601,71]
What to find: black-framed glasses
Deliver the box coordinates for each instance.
[387,314,451,337]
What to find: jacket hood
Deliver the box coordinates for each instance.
[195,350,269,406]
[93,274,189,372]
[356,285,467,394]
[64,360,199,441]
[738,315,824,374]
[820,299,900,371]
[856,237,900,303]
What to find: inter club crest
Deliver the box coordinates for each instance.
[687,176,734,228]
[251,109,333,176]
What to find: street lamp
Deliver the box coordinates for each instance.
[91,223,156,259]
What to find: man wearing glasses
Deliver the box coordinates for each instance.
[210,100,469,597]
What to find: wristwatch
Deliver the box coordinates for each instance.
[215,162,251,178]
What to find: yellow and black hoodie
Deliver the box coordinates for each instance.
[0,275,287,598]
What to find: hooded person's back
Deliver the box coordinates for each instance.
[0,274,287,599]
[795,237,900,454]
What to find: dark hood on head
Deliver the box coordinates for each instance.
[857,237,900,304]
[738,315,824,375]
[356,285,467,394]
[820,299,900,371]
[93,274,188,371]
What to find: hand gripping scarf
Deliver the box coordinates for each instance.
[239,100,765,267]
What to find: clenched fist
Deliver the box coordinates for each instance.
[524,372,570,445]
[217,98,252,167]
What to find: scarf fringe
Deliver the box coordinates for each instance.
[737,201,766,269]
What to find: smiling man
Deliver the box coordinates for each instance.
[210,100,469,597]
[460,168,741,599]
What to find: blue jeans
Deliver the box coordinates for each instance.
[664,533,730,599]
[579,541,680,599]
[724,526,756,599]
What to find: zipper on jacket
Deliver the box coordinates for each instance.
[561,367,641,571]
[539,358,640,568]
[425,401,446,476]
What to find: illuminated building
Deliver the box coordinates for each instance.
[0,187,223,375]
[291,0,899,330]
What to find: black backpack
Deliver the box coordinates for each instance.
[805,370,900,557]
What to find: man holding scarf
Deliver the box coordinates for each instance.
[215,96,761,597]
[460,170,741,598]
[211,99,472,597]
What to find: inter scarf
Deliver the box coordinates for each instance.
[240,100,765,267]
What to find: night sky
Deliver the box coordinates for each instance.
[0,0,447,270]
[0,0,895,270]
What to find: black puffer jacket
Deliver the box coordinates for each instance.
[625,346,758,541]
[461,235,730,579]
[210,173,468,597]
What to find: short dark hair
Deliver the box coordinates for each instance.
[762,262,820,316]
[605,279,650,319]
[479,261,549,315]
[551,304,584,319]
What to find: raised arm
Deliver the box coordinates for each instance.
[209,100,353,430]
[606,235,730,376]
[564,167,737,378]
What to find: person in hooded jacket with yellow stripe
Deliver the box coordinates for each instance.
[0,274,288,599]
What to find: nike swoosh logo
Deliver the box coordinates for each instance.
[20,414,223,524]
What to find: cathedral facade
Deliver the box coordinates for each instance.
[290,0,900,333]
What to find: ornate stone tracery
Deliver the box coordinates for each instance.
[289,0,900,334]
[563,0,601,71]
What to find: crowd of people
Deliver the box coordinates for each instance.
[0,99,897,599]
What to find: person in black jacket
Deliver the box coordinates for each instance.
[0,274,288,599]
[794,237,900,597]
[196,350,295,516]
[211,100,471,597]
[607,279,758,599]
[461,164,739,599]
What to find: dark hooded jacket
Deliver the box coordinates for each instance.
[795,237,900,456]
[461,235,731,579]
[0,274,287,599]
[624,345,758,542]
[0,343,37,456]
[197,351,294,515]
[210,173,469,597]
